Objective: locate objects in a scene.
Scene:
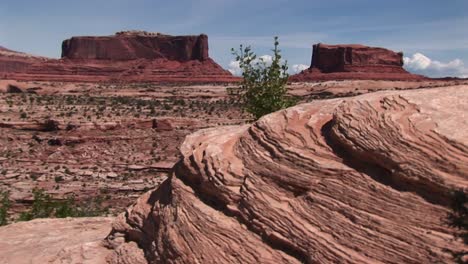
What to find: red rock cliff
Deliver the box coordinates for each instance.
[291,43,424,81]
[311,43,404,73]
[0,31,237,83]
[61,31,209,62]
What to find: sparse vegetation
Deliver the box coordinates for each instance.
[0,81,249,220]
[18,188,108,221]
[54,175,64,183]
[231,37,296,120]
[448,190,468,263]
[0,190,10,226]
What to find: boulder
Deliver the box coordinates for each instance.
[6,84,23,93]
[152,118,173,131]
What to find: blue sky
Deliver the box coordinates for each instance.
[1,0,467,77]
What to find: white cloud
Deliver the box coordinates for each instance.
[291,64,309,74]
[227,60,241,75]
[404,53,468,78]
[259,55,273,65]
[227,55,309,76]
[227,55,273,76]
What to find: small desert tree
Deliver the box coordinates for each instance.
[0,190,10,226]
[448,190,468,263]
[231,37,296,120]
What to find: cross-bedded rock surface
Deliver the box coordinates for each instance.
[291,43,425,81]
[108,85,467,263]
[0,31,237,83]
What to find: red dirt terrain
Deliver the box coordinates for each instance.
[290,43,425,81]
[0,80,250,216]
[0,31,238,83]
[1,78,465,218]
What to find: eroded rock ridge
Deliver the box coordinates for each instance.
[108,85,468,263]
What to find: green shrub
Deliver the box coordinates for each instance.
[448,190,468,263]
[19,188,108,221]
[19,188,54,221]
[54,175,64,183]
[0,190,10,226]
[231,37,296,120]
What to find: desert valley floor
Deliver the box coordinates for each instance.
[0,78,467,263]
[1,79,465,217]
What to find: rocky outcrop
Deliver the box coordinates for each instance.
[6,84,22,93]
[311,43,404,72]
[0,119,59,131]
[0,46,49,73]
[0,32,237,83]
[62,31,209,62]
[291,43,425,81]
[108,85,467,263]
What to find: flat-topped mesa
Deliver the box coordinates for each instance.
[61,32,209,62]
[311,43,404,73]
[1,31,238,83]
[291,43,425,81]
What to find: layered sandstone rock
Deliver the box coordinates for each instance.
[0,32,237,83]
[291,43,425,81]
[62,31,209,61]
[107,85,467,263]
[0,46,49,73]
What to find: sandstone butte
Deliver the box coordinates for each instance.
[290,43,426,81]
[0,31,237,83]
[1,85,466,263]
[2,36,437,84]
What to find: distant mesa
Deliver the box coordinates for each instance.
[290,43,426,81]
[0,31,237,83]
[1,37,430,83]
[61,31,209,62]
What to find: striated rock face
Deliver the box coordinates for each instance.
[61,32,209,61]
[291,43,425,81]
[0,32,237,83]
[108,85,467,263]
[0,46,49,73]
